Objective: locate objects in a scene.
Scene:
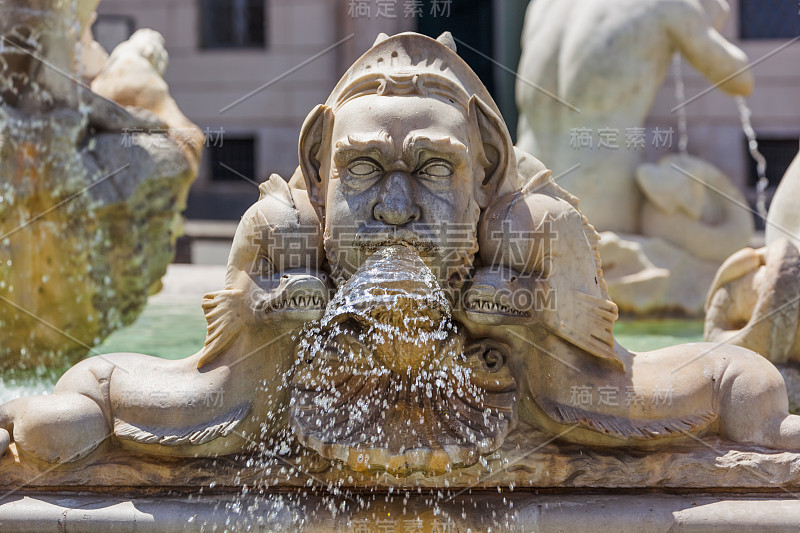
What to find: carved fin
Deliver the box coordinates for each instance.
[520,168,554,195]
[537,397,717,441]
[114,402,251,446]
[436,31,457,52]
[542,290,623,370]
[197,289,244,369]
[258,173,295,206]
[373,32,390,46]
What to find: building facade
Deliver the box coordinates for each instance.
[94,0,800,229]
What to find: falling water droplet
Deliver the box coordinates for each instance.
[736,95,769,219]
[672,54,689,155]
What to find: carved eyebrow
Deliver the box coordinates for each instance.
[333,133,394,165]
[403,135,467,167]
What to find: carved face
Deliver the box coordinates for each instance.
[300,91,510,291]
[325,94,479,288]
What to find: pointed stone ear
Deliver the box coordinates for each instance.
[436,31,457,52]
[298,104,333,219]
[469,95,510,208]
[373,32,390,46]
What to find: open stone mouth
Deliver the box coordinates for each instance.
[360,239,438,255]
[465,296,529,316]
[266,293,326,311]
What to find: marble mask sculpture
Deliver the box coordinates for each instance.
[4,32,800,479]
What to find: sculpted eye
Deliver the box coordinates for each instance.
[348,159,382,178]
[256,253,273,276]
[418,160,454,179]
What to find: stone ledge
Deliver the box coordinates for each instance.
[3,427,800,492]
[2,491,800,532]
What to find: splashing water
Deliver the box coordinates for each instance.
[672,53,689,155]
[290,246,517,476]
[736,95,769,220]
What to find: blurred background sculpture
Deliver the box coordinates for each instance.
[0,0,202,370]
[706,149,800,365]
[516,0,755,315]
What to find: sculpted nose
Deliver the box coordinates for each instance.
[373,172,421,226]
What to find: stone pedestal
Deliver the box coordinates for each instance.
[3,425,800,532]
[2,492,800,532]
[5,426,800,491]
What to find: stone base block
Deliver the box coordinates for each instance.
[2,492,800,532]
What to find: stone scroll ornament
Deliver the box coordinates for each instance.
[4,32,800,477]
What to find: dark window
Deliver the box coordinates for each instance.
[417,0,495,95]
[740,0,800,40]
[209,137,257,182]
[745,138,799,189]
[200,0,266,49]
[745,137,799,230]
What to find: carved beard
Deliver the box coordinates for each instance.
[323,197,481,294]
[289,246,516,477]
[290,325,517,477]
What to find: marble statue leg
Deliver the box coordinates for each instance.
[0,394,108,463]
[711,348,800,448]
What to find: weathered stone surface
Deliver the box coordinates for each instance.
[0,4,201,369]
[703,149,800,367]
[705,240,800,364]
[4,492,800,533]
[766,150,800,251]
[2,424,800,491]
[3,32,800,507]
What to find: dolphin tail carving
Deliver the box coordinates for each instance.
[537,396,717,441]
[114,402,252,446]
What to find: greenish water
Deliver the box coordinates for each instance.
[0,299,705,402]
[98,303,705,358]
[95,298,206,360]
[614,318,705,352]
[0,298,206,402]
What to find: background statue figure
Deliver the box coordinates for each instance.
[515,0,755,315]
[516,0,753,233]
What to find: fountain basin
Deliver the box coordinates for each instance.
[3,492,800,532]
